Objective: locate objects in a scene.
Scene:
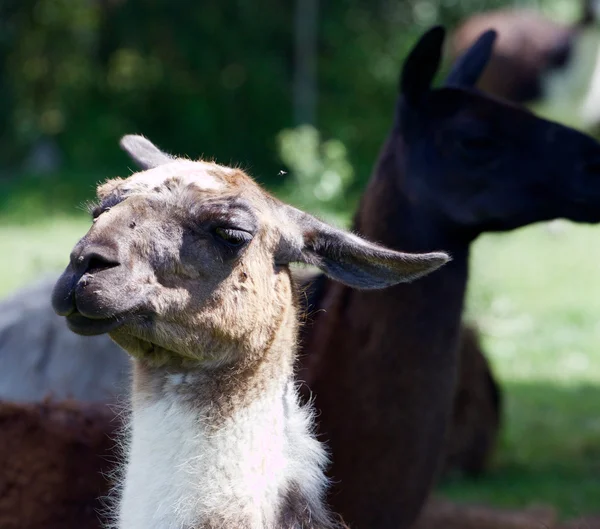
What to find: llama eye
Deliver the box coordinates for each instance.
[213,227,252,247]
[458,135,495,151]
[453,130,498,158]
[91,205,112,220]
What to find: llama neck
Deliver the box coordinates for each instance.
[302,136,470,527]
[354,136,471,334]
[118,329,334,529]
[358,137,473,257]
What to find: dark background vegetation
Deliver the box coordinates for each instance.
[0,0,520,204]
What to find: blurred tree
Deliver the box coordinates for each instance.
[294,0,319,127]
[0,0,575,191]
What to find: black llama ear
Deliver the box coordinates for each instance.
[445,29,497,88]
[120,135,174,170]
[400,26,446,105]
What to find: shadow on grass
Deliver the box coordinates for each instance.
[440,381,600,518]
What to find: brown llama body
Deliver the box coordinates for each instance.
[0,400,116,529]
[299,270,500,480]
[413,498,557,529]
[559,515,600,529]
[442,325,501,476]
[300,27,600,529]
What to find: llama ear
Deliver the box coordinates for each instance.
[445,29,496,88]
[280,206,450,289]
[400,26,446,105]
[120,135,174,170]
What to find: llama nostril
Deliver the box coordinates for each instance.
[71,247,120,276]
[85,255,119,274]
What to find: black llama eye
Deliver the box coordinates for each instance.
[92,206,105,219]
[458,135,496,151]
[213,227,253,247]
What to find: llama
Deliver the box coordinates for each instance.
[442,325,501,477]
[449,0,600,129]
[50,135,448,529]
[0,279,128,403]
[0,400,117,529]
[299,26,600,529]
[299,270,501,480]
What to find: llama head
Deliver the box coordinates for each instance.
[395,26,600,234]
[52,136,448,367]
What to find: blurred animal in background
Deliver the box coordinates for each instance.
[298,271,501,482]
[299,25,600,529]
[0,280,128,404]
[0,400,117,529]
[442,325,501,477]
[413,498,558,529]
[449,0,600,131]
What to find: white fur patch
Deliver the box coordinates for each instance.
[116,382,329,529]
[535,27,600,129]
[126,160,225,193]
[580,29,600,127]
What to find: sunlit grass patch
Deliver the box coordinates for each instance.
[0,216,91,297]
[441,221,600,515]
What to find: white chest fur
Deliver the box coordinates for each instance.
[117,383,329,529]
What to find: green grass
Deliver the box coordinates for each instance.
[467,221,600,385]
[441,220,600,518]
[1,205,599,518]
[0,216,91,297]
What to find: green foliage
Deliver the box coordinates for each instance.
[0,0,580,188]
[1,0,293,178]
[0,170,107,223]
[277,125,355,222]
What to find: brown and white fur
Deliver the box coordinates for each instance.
[119,367,327,529]
[51,135,448,529]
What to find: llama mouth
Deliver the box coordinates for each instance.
[66,312,123,336]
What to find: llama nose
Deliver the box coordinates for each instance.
[70,245,120,276]
[52,245,120,317]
